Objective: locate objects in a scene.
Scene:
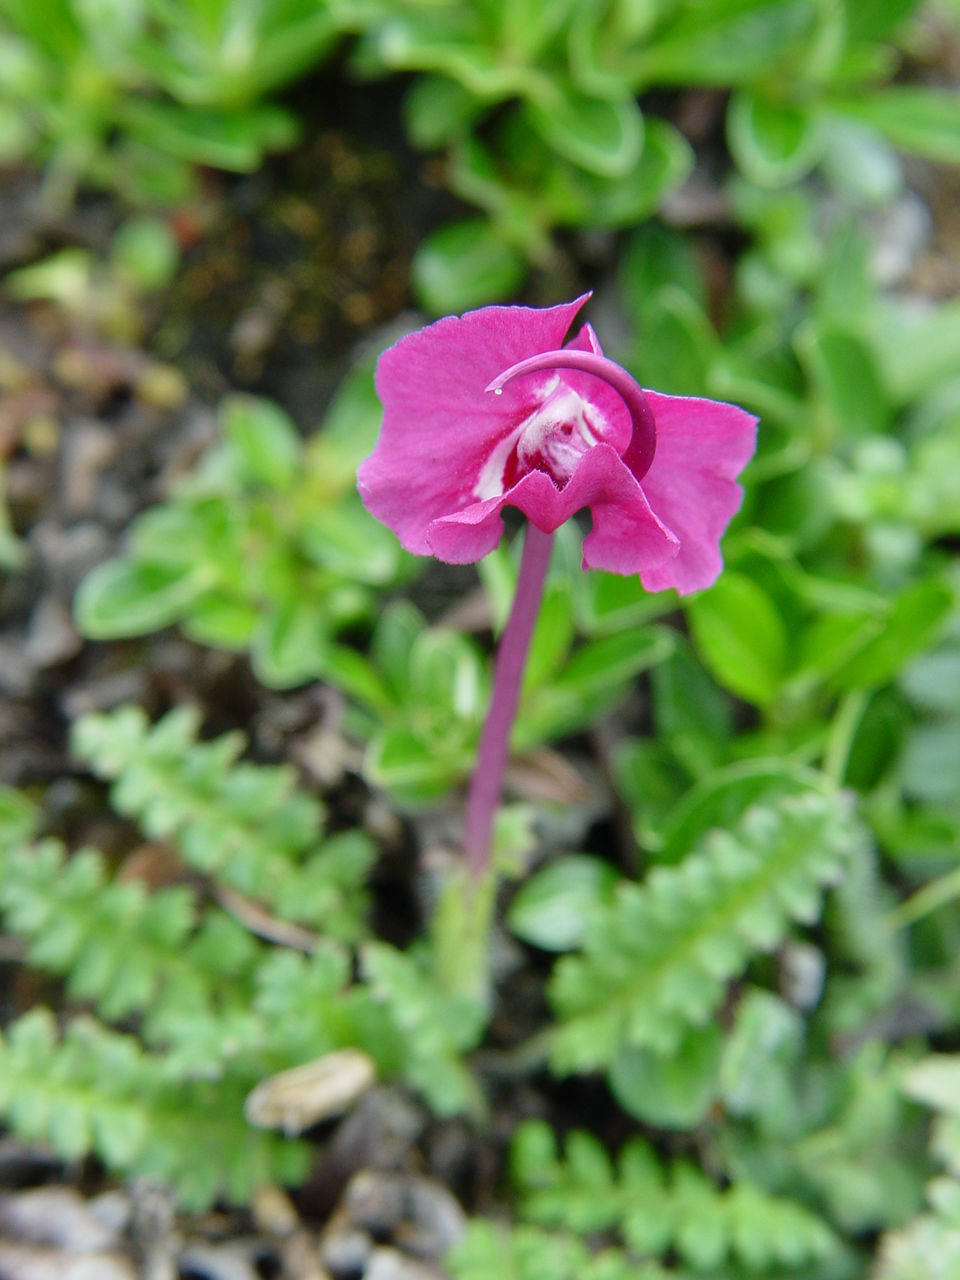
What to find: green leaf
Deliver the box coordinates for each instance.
[365,726,474,806]
[120,100,299,170]
[609,1023,723,1130]
[687,572,789,707]
[652,641,732,773]
[870,298,960,404]
[560,118,693,229]
[626,287,718,396]
[526,87,643,179]
[412,219,527,315]
[519,628,674,746]
[315,644,394,715]
[796,322,891,438]
[830,579,954,692]
[727,92,823,187]
[901,725,960,806]
[74,559,210,638]
[549,792,863,1071]
[508,856,619,952]
[633,0,817,87]
[221,396,300,490]
[831,88,960,166]
[110,215,179,291]
[901,648,960,714]
[619,223,708,331]
[302,499,402,584]
[655,760,826,864]
[0,787,38,849]
[403,74,485,148]
[181,595,259,649]
[719,988,803,1128]
[253,599,330,687]
[522,583,576,694]
[361,942,485,1116]
[819,118,902,204]
[371,602,425,699]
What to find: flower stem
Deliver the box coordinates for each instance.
[464,523,554,877]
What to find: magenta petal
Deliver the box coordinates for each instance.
[504,445,679,575]
[636,391,758,595]
[427,495,507,564]
[357,295,590,555]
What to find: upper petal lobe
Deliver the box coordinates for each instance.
[357,296,590,555]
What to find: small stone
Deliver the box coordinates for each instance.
[340,1172,465,1261]
[313,1091,424,1211]
[404,1177,466,1254]
[0,1187,124,1252]
[24,595,81,669]
[245,1050,377,1136]
[364,1247,445,1280]
[278,1232,332,1280]
[319,1227,373,1277]
[22,413,60,457]
[60,668,147,719]
[0,634,33,698]
[0,1242,136,1280]
[59,418,116,517]
[177,1241,260,1280]
[30,520,111,594]
[342,1172,406,1240]
[781,941,826,1010]
[251,1184,300,1236]
[872,193,932,287]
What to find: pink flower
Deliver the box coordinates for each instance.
[357,294,757,595]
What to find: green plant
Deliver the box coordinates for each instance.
[4,215,180,343]
[610,214,960,874]
[0,0,340,205]
[75,379,414,688]
[0,1009,311,1208]
[71,703,374,940]
[874,1058,960,1276]
[0,706,490,1207]
[511,1120,838,1271]
[449,1222,683,1280]
[352,583,675,806]
[544,790,863,1078]
[357,0,960,310]
[6,2,958,312]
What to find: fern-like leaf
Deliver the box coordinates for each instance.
[511,1121,838,1272]
[72,705,373,941]
[549,792,864,1072]
[361,942,486,1117]
[875,1178,960,1279]
[0,1010,309,1210]
[448,1221,682,1280]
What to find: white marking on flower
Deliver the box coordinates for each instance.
[475,383,609,500]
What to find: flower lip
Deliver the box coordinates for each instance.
[484,348,657,482]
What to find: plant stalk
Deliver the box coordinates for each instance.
[464,523,554,877]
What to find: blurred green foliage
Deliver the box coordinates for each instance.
[0,712,491,1206]
[75,373,415,688]
[2,1,958,308]
[0,0,959,1272]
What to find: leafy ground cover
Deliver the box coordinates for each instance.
[0,3,959,1279]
